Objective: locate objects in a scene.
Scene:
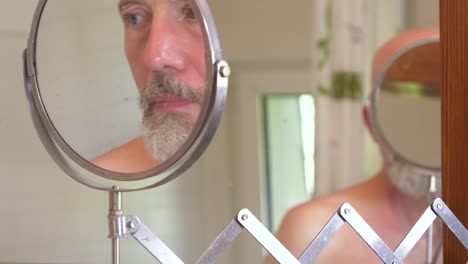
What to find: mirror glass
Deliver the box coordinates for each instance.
[376,41,441,168]
[35,0,209,177]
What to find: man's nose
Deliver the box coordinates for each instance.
[142,19,186,73]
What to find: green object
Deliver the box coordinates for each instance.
[316,0,333,96]
[330,71,363,100]
[316,0,332,71]
[315,0,363,101]
[318,85,330,96]
[383,81,440,98]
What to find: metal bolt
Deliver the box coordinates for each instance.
[128,221,137,229]
[241,214,249,221]
[392,260,398,264]
[344,208,350,214]
[220,66,231,78]
[437,203,443,209]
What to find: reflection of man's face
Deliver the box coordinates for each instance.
[118,0,206,162]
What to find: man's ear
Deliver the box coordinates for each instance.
[363,105,377,141]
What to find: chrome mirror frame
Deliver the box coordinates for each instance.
[22,0,230,192]
[368,36,440,172]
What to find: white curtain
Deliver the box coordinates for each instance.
[312,0,405,197]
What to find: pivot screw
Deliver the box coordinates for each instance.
[220,66,231,78]
[128,221,137,229]
[344,208,350,214]
[241,214,249,221]
[392,260,398,264]
[437,203,443,209]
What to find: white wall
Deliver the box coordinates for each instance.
[406,0,440,29]
[212,0,314,63]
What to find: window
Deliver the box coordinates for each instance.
[262,94,316,232]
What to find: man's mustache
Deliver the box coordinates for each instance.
[139,72,204,116]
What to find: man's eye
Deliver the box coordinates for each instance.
[122,13,146,26]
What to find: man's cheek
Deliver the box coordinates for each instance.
[129,63,146,91]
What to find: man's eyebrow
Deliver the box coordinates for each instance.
[169,0,192,4]
[118,0,146,12]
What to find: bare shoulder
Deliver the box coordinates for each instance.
[282,177,379,230]
[273,197,340,254]
[265,177,381,263]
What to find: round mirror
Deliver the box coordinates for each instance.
[370,38,440,170]
[24,0,228,190]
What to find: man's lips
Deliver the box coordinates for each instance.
[152,94,193,111]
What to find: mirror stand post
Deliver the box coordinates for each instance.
[106,186,184,264]
[426,175,439,264]
[108,186,123,264]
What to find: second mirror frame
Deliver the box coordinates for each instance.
[368,33,440,171]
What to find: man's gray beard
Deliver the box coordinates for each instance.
[139,71,204,163]
[141,111,192,163]
[382,147,441,198]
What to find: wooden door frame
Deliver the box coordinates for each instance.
[440,1,468,262]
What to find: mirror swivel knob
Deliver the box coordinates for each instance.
[220,66,231,78]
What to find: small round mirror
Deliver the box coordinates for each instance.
[370,38,440,170]
[24,0,228,190]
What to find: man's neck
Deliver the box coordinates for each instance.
[379,170,433,224]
